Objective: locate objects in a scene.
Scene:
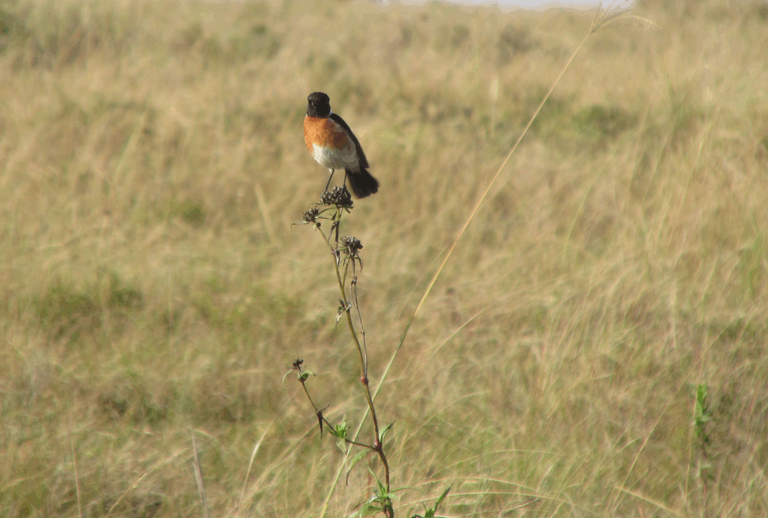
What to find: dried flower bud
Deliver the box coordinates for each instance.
[341,236,363,255]
[302,207,320,224]
[321,185,353,208]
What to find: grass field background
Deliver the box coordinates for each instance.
[2,0,768,516]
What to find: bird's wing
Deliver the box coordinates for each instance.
[329,113,369,169]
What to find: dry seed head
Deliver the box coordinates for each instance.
[321,185,353,208]
[341,236,363,255]
[303,207,320,224]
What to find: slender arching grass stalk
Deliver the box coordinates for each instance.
[317,6,652,517]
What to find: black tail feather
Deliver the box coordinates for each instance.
[346,167,379,198]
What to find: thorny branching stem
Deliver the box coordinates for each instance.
[312,206,390,492]
[293,361,379,452]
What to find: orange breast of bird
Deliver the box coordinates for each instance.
[304,116,349,152]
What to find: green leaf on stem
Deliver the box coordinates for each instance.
[328,421,349,440]
[346,449,374,485]
[379,422,395,443]
[349,470,397,517]
[693,383,712,438]
[328,421,350,454]
[412,485,451,518]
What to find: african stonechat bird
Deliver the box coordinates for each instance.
[304,92,379,198]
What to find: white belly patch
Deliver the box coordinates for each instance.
[311,143,358,170]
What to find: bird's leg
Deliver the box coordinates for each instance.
[324,169,335,192]
[343,170,349,193]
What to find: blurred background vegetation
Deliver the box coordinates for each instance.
[1,0,767,516]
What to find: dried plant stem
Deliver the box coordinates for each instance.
[314,209,391,490]
[71,440,83,518]
[104,472,149,518]
[191,432,211,518]
[235,402,287,517]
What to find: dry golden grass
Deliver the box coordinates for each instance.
[2,0,768,516]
